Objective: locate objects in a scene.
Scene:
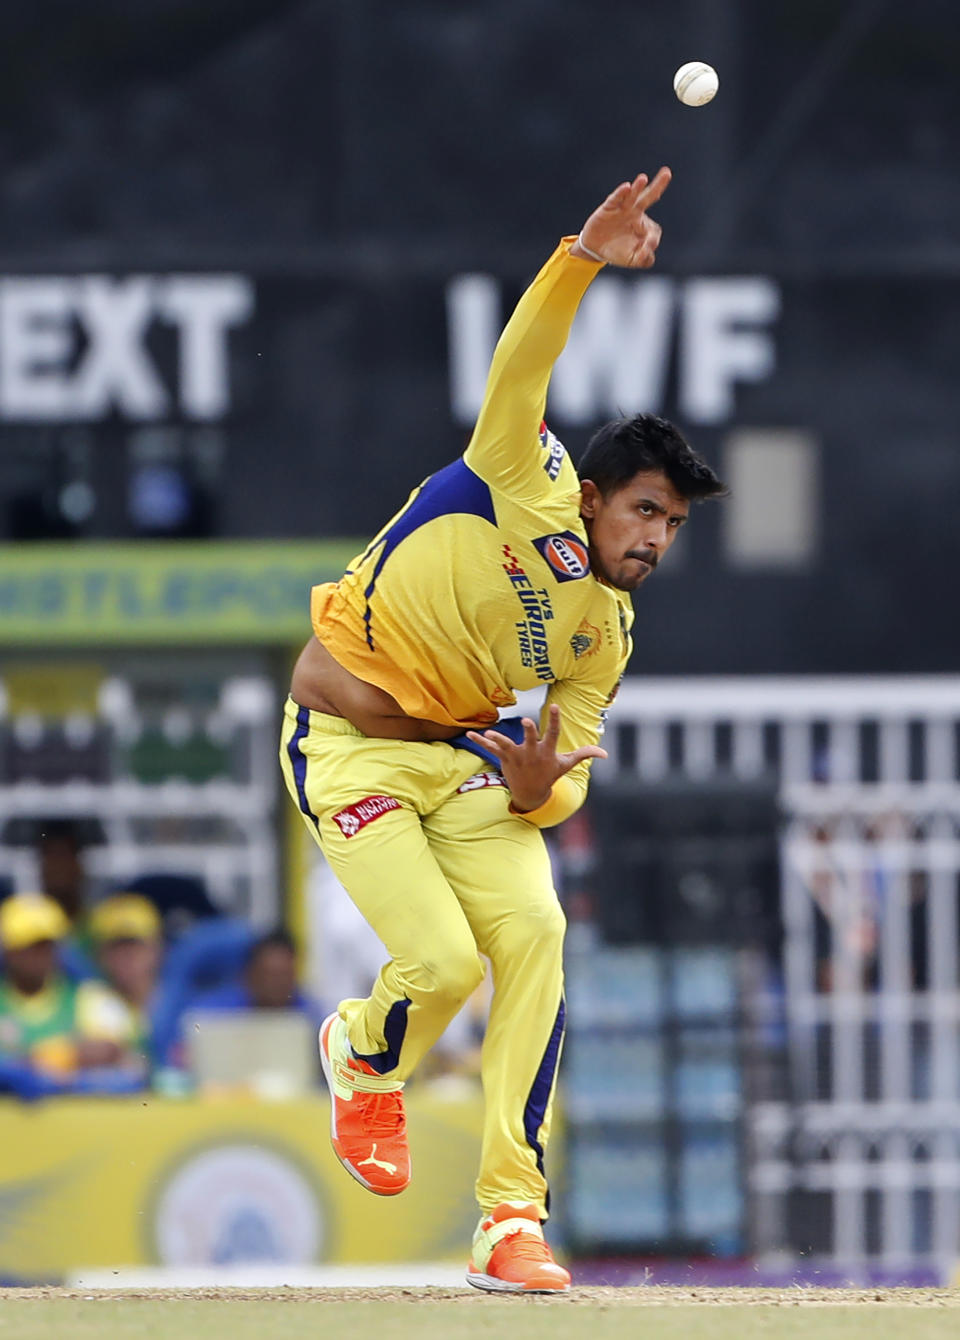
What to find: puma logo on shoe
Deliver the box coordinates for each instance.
[358,1144,398,1176]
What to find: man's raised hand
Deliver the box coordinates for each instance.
[465,704,607,815]
[575,166,672,269]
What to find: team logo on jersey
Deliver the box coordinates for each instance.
[457,771,508,793]
[570,619,601,660]
[532,531,591,582]
[331,795,401,837]
[538,421,566,481]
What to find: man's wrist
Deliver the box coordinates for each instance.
[508,789,553,816]
[573,233,606,264]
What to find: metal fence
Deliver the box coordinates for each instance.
[0,672,278,925]
[600,676,960,1275]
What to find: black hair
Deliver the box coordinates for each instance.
[577,414,726,501]
[247,928,297,966]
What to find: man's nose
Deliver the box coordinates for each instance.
[644,518,669,549]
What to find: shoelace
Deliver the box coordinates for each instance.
[355,1087,407,1139]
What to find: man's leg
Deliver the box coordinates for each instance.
[423,777,570,1291]
[422,780,566,1218]
[319,805,486,1079]
[280,702,486,1195]
[280,700,486,1080]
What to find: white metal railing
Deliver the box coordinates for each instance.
[603,676,960,1274]
[0,674,280,925]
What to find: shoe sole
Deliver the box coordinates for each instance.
[318,1015,409,1197]
[466,1268,569,1294]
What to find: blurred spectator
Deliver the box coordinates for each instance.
[0,893,76,1075]
[0,892,127,1077]
[78,893,164,1071]
[122,872,220,941]
[36,819,91,923]
[191,929,322,1020]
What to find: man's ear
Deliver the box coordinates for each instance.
[579,479,600,519]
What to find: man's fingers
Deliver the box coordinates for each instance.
[558,745,609,771]
[634,166,672,212]
[541,704,561,747]
[465,729,509,756]
[604,181,633,209]
[522,718,538,747]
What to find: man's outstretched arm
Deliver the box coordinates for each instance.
[463,167,672,501]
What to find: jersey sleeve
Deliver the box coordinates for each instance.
[463,237,603,504]
[513,632,631,829]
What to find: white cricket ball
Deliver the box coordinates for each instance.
[673,61,719,107]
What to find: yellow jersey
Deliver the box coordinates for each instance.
[311,237,632,825]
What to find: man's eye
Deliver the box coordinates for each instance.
[638,504,653,515]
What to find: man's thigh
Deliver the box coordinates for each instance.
[281,707,478,969]
[421,777,560,958]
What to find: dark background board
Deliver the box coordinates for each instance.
[0,0,957,673]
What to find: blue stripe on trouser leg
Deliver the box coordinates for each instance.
[287,706,320,832]
[522,996,565,1214]
[350,997,412,1075]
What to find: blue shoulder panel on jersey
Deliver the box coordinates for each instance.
[363,459,496,648]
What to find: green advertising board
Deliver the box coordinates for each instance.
[0,541,361,644]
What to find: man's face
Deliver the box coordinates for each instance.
[39,836,84,919]
[100,938,160,1002]
[580,469,690,591]
[246,945,297,1009]
[5,940,57,995]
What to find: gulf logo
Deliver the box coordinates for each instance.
[532,531,591,583]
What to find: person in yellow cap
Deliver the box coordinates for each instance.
[0,891,162,1080]
[77,893,163,1067]
[0,893,90,1076]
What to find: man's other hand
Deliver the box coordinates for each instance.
[465,704,607,815]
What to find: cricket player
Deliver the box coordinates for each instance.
[280,166,726,1291]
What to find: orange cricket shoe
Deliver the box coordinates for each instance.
[318,1012,410,1195]
[467,1202,571,1293]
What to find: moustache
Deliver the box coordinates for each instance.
[625,549,658,569]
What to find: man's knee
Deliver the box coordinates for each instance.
[419,944,485,1011]
[500,897,567,957]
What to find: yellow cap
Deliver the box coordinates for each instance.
[88,894,162,944]
[0,893,70,951]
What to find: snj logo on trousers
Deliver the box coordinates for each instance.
[332,795,401,837]
[532,532,591,582]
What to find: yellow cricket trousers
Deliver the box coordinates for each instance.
[279,697,566,1217]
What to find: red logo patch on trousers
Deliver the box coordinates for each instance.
[332,795,401,837]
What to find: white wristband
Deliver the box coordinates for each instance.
[577,232,606,264]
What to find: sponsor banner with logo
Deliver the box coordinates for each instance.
[0,1092,488,1275]
[0,540,359,644]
